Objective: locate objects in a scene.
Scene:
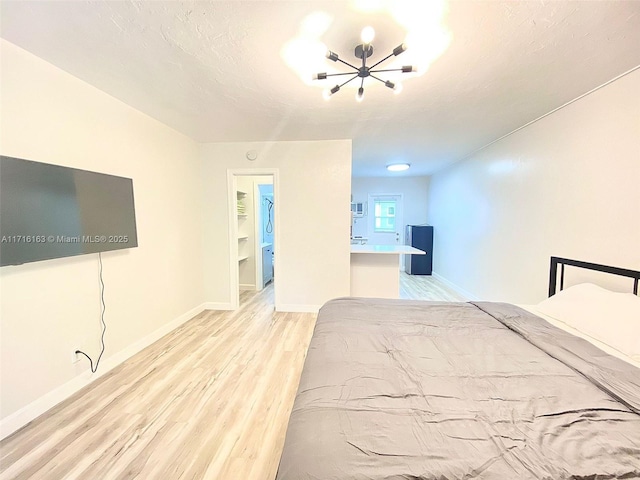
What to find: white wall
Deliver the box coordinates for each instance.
[428,68,640,303]
[200,140,352,312]
[0,40,205,430]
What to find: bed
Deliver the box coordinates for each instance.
[276,257,640,480]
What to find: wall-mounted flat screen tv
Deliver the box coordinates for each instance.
[1,155,138,266]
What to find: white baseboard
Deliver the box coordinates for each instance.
[204,302,319,313]
[239,284,255,291]
[0,303,207,440]
[432,272,479,301]
[276,304,321,313]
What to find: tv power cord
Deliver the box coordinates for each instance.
[75,252,106,373]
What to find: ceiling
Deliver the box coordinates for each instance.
[2,1,640,177]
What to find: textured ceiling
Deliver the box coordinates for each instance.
[2,1,640,177]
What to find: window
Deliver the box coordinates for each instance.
[374,200,396,232]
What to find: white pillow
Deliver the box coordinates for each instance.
[536,283,640,361]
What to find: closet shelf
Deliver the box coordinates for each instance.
[238,235,249,240]
[238,255,249,262]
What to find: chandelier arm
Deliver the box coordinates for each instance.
[339,75,360,88]
[324,72,361,78]
[336,58,359,70]
[369,68,406,74]
[368,53,394,70]
[368,74,389,85]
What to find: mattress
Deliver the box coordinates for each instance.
[276,298,640,480]
[519,303,640,369]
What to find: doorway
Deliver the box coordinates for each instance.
[258,183,274,288]
[227,169,279,310]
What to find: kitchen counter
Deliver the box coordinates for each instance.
[351,244,425,255]
[350,244,426,299]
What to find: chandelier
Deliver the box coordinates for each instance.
[313,26,416,101]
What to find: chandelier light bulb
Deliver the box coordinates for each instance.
[325,49,339,62]
[356,87,365,102]
[393,43,408,56]
[361,26,375,45]
[393,82,403,95]
[323,85,340,100]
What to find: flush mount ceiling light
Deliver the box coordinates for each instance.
[387,163,411,172]
[314,26,416,101]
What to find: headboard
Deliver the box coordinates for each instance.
[548,256,640,297]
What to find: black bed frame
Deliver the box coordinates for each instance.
[549,256,640,297]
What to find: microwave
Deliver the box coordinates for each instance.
[351,202,365,217]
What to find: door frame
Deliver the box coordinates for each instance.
[227,168,280,310]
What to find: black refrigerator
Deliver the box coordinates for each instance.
[405,225,433,275]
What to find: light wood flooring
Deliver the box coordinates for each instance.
[1,275,464,480]
[400,271,467,301]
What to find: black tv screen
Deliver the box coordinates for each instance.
[1,156,138,266]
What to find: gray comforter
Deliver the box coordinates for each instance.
[276,298,640,480]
